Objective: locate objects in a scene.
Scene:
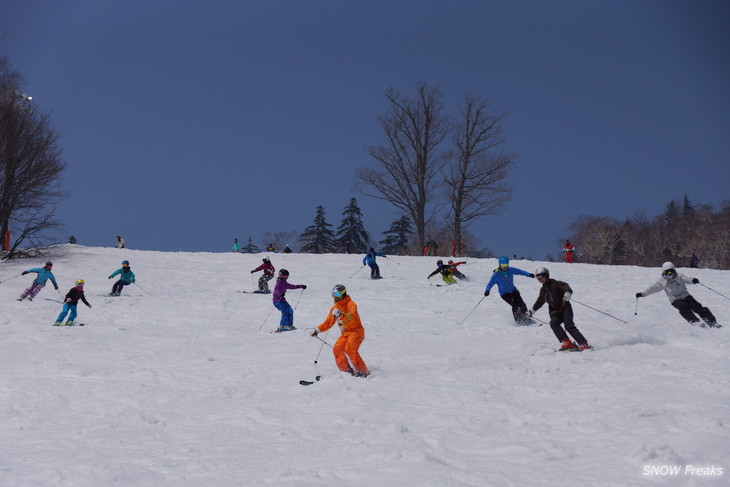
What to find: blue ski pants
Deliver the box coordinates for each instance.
[56,303,78,324]
[274,301,294,328]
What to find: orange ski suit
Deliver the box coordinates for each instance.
[316,295,369,375]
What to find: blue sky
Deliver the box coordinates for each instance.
[2,0,728,259]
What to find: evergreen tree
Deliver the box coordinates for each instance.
[241,237,260,253]
[68,235,77,244]
[336,198,370,254]
[682,195,696,217]
[300,205,337,254]
[664,200,680,224]
[379,215,413,255]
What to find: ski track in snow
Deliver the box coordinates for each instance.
[0,245,728,486]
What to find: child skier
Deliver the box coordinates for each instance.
[18,261,58,301]
[636,262,719,328]
[363,248,385,280]
[272,269,306,332]
[448,259,467,280]
[310,284,370,377]
[250,257,275,293]
[108,260,136,296]
[526,267,591,351]
[484,256,535,324]
[427,260,457,285]
[55,279,92,326]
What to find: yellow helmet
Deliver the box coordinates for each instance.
[75,279,85,285]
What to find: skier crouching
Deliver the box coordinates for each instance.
[108,260,135,296]
[526,267,591,351]
[428,260,457,285]
[636,262,719,328]
[18,261,59,301]
[311,284,370,377]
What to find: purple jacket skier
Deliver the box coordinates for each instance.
[272,269,306,332]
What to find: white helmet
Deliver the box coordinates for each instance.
[535,267,549,278]
[661,262,675,272]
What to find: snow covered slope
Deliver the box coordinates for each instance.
[1,245,728,486]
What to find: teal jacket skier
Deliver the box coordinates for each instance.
[108,260,136,296]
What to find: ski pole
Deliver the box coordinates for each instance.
[314,321,333,364]
[699,283,730,301]
[456,296,485,327]
[384,256,401,265]
[134,282,152,296]
[293,287,305,310]
[258,306,276,331]
[571,298,629,324]
[0,273,23,284]
[634,298,639,316]
[349,265,366,279]
[529,314,550,326]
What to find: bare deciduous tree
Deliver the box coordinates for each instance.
[445,95,514,253]
[356,82,450,250]
[1,58,66,259]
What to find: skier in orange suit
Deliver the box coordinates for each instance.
[311,284,370,377]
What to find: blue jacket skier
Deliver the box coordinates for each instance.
[363,248,385,280]
[484,256,535,324]
[18,261,58,301]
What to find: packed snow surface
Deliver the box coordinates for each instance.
[1,245,728,486]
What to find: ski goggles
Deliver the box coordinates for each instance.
[332,289,345,298]
[662,269,676,276]
[499,264,509,270]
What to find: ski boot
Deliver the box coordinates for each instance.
[578,342,592,351]
[559,339,578,351]
[53,322,62,326]
[65,321,74,326]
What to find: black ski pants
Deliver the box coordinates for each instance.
[549,307,588,345]
[672,295,717,325]
[500,290,528,323]
[369,263,381,279]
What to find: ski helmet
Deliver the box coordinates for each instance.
[448,260,454,264]
[437,260,443,266]
[263,257,270,263]
[499,256,509,266]
[279,269,289,278]
[75,279,85,285]
[332,284,347,300]
[45,261,53,267]
[122,260,130,266]
[661,262,675,272]
[661,262,676,277]
[535,267,550,279]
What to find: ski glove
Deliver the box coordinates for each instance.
[525,309,535,318]
[484,290,490,297]
[87,304,92,308]
[54,285,59,290]
[331,308,341,318]
[22,271,28,275]
[636,292,643,298]
[310,328,318,337]
[300,285,307,290]
[563,292,572,302]
[65,298,72,303]
[692,278,699,284]
[529,273,535,278]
